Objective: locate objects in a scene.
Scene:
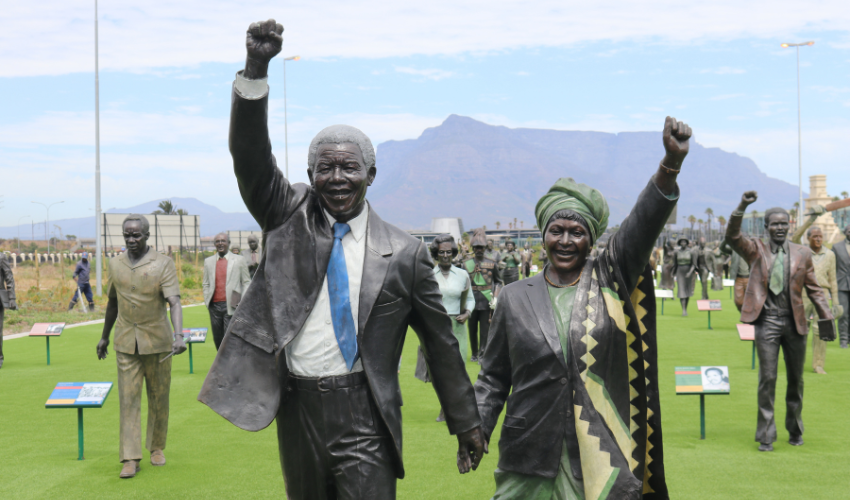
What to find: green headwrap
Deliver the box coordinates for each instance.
[535,178,609,243]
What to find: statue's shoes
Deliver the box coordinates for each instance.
[789,436,804,446]
[758,443,773,452]
[120,460,140,478]
[151,450,166,466]
[814,367,827,374]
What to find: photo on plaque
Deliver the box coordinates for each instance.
[30,323,66,336]
[77,383,112,403]
[182,328,208,343]
[701,366,730,392]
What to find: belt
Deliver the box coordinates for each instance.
[472,285,491,292]
[290,371,367,392]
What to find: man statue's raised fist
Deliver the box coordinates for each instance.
[244,19,284,80]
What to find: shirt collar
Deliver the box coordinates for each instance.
[324,201,369,243]
[769,240,788,254]
[122,246,157,269]
[434,264,460,277]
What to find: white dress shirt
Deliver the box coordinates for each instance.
[285,205,368,377]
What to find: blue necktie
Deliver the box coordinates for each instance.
[328,222,358,370]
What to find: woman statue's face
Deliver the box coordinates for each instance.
[544,219,591,274]
[506,242,515,251]
[437,242,454,267]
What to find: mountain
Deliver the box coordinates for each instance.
[1,115,802,240]
[368,115,802,230]
[0,197,259,240]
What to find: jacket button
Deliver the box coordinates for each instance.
[134,323,137,327]
[566,409,573,417]
[132,286,135,290]
[305,305,310,311]
[560,378,568,385]
[273,343,279,350]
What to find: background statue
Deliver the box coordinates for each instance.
[198,19,485,499]
[832,225,850,348]
[0,253,17,369]
[465,228,502,362]
[247,234,261,278]
[521,243,532,278]
[671,236,696,315]
[202,232,251,350]
[416,234,475,422]
[711,242,726,291]
[660,239,676,290]
[695,237,711,299]
[475,116,690,499]
[726,192,833,452]
[96,214,185,478]
[500,239,522,285]
[484,238,501,264]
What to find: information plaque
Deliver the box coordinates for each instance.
[45,382,113,460]
[30,322,65,365]
[182,327,208,374]
[696,300,722,329]
[675,366,730,439]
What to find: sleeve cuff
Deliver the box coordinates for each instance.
[235,70,269,100]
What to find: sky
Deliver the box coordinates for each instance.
[1,1,849,229]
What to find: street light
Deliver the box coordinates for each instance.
[17,215,30,253]
[31,201,64,254]
[283,55,300,179]
[94,0,103,296]
[781,41,814,216]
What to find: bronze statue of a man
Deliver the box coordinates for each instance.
[465,229,502,362]
[96,214,186,478]
[247,234,261,277]
[500,239,522,284]
[695,237,711,299]
[484,238,501,264]
[198,19,485,499]
[726,193,833,451]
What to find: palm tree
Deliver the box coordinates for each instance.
[153,200,177,215]
[717,215,727,236]
[687,215,697,239]
[697,219,705,239]
[495,221,501,231]
[704,208,714,241]
[176,208,189,216]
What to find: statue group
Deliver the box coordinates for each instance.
[20,16,846,500]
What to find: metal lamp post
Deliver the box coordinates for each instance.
[283,55,300,179]
[31,201,64,253]
[94,0,103,296]
[781,41,814,216]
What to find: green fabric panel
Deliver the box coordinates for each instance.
[548,285,578,364]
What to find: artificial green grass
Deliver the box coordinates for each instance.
[1,289,849,499]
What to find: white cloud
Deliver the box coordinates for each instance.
[394,66,455,81]
[3,1,850,77]
[710,93,745,100]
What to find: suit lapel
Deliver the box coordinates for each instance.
[525,272,566,370]
[358,206,393,335]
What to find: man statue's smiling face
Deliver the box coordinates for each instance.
[309,142,375,223]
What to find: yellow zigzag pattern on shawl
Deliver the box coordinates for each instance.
[629,274,657,495]
[580,268,600,382]
[599,286,638,472]
[575,405,621,500]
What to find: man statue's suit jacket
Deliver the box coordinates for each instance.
[833,240,850,291]
[198,87,481,479]
[202,251,251,315]
[725,213,832,334]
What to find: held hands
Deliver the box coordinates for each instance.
[661,116,692,169]
[96,338,109,360]
[456,311,470,324]
[456,426,488,474]
[244,19,284,79]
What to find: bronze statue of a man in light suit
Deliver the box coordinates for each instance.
[198,19,485,500]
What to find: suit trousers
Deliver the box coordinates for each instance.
[207,301,231,350]
[839,291,850,346]
[754,315,806,444]
[469,308,491,358]
[734,277,749,312]
[804,301,827,372]
[698,269,710,300]
[117,350,171,462]
[277,374,396,500]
